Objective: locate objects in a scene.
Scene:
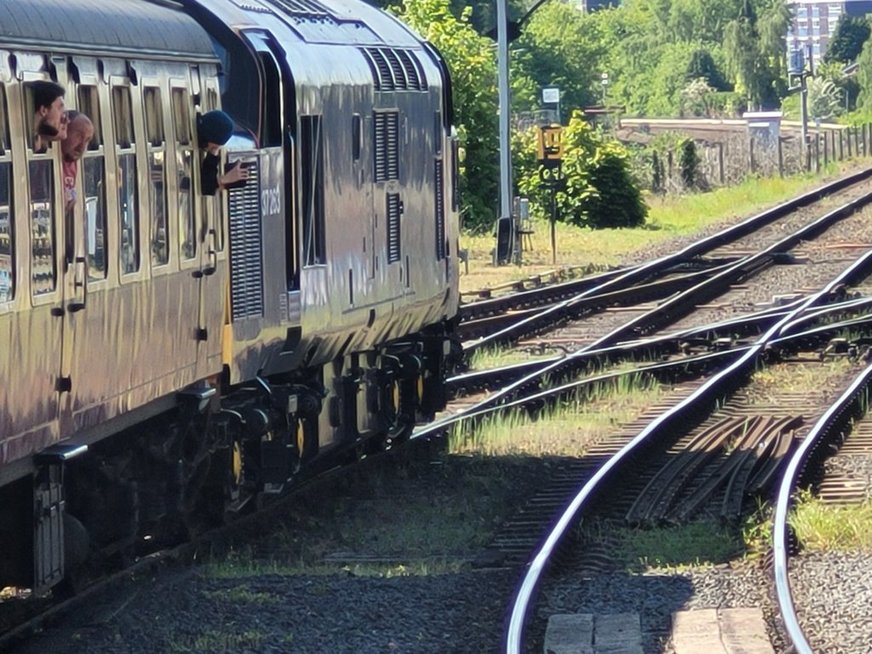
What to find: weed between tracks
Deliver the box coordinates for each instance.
[447,372,663,456]
[467,346,555,369]
[581,519,746,572]
[168,629,270,653]
[790,491,872,551]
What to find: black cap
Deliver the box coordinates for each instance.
[197,110,234,146]
[31,80,65,111]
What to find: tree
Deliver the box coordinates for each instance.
[686,49,730,91]
[855,36,872,112]
[723,0,790,109]
[680,77,717,117]
[807,77,844,121]
[392,0,499,231]
[824,15,871,64]
[512,2,607,115]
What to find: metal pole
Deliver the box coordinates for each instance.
[496,0,514,265]
[550,187,557,265]
[800,73,809,169]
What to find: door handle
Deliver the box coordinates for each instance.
[73,256,86,289]
[203,228,217,276]
[69,256,86,312]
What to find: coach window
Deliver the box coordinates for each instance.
[78,85,106,281]
[352,114,361,161]
[172,87,195,260]
[113,85,139,275]
[26,83,57,296]
[300,115,325,266]
[0,85,12,302]
[144,86,168,267]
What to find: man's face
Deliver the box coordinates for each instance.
[63,118,94,162]
[37,96,67,141]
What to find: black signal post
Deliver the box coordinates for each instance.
[537,125,564,265]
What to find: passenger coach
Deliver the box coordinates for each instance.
[0,0,459,594]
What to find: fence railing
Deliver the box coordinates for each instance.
[629,124,871,193]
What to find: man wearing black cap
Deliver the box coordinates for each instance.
[30,80,67,153]
[197,110,248,195]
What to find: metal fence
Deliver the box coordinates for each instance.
[633,124,871,193]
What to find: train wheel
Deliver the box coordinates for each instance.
[382,379,415,449]
[293,416,318,470]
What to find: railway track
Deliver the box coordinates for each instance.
[459,168,872,350]
[8,170,872,652]
[772,362,872,654]
[499,247,872,653]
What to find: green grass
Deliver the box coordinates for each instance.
[169,629,267,653]
[202,552,308,579]
[201,587,280,603]
[447,371,663,456]
[790,491,872,551]
[749,358,855,398]
[466,345,556,370]
[579,519,745,572]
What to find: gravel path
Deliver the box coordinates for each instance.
[16,566,516,654]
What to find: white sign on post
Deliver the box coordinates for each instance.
[542,87,560,104]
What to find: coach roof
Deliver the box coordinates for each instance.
[0,0,217,60]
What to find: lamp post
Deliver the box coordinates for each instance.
[788,47,812,168]
[494,0,514,265]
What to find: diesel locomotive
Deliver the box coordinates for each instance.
[0,0,460,593]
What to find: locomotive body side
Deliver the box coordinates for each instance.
[191,0,460,384]
[189,0,460,452]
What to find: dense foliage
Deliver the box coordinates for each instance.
[379,0,872,229]
[824,15,870,64]
[391,0,500,231]
[515,111,647,229]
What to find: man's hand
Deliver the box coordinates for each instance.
[218,160,249,188]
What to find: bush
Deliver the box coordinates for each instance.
[679,139,700,189]
[515,110,647,229]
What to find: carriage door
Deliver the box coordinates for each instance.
[164,81,208,379]
[195,78,227,376]
[19,74,64,437]
[57,76,102,431]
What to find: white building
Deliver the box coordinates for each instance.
[786,0,872,65]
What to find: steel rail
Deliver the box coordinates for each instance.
[445,291,866,415]
[464,190,872,419]
[459,266,636,320]
[457,266,721,342]
[465,168,872,355]
[772,361,872,654]
[443,307,872,439]
[502,246,872,654]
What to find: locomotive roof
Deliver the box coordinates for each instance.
[183,0,425,48]
[0,0,217,61]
